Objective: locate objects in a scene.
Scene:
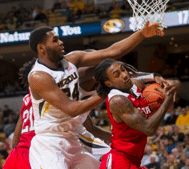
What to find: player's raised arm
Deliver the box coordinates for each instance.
[29,71,102,117]
[109,85,175,136]
[66,22,164,67]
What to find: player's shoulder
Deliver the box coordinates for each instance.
[28,70,52,84]
[108,89,129,100]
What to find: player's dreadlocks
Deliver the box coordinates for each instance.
[94,59,115,98]
[94,59,155,98]
[122,62,154,79]
[18,58,36,89]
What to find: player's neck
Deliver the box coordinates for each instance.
[38,58,62,70]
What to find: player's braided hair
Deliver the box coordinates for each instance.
[123,62,156,80]
[18,59,36,89]
[94,59,116,98]
[122,63,138,77]
[94,59,150,98]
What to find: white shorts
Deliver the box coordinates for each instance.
[29,134,99,169]
[79,130,110,161]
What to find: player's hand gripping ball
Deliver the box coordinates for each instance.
[142,83,165,113]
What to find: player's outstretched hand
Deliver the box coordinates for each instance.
[141,21,165,38]
[164,85,177,97]
[154,75,169,88]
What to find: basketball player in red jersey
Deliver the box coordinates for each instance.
[3,93,34,169]
[94,59,176,169]
[2,59,36,169]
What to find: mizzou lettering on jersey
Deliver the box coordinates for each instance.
[58,72,78,88]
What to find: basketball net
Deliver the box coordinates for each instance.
[127,0,169,31]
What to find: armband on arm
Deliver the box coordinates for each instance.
[134,72,155,83]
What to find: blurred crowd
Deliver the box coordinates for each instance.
[0,0,189,32]
[142,107,189,169]
[0,104,18,168]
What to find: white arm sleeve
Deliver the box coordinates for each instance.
[133,72,155,83]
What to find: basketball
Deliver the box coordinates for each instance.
[142,83,165,113]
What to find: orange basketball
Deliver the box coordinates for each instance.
[142,83,165,113]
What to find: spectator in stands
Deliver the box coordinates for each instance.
[145,154,160,169]
[52,0,63,11]
[162,154,179,169]
[166,136,177,154]
[0,108,4,132]
[69,0,85,19]
[0,142,8,161]
[3,114,17,138]
[110,2,124,18]
[32,6,48,24]
[141,144,154,166]
[163,105,178,125]
[2,105,13,125]
[181,158,189,169]
[176,107,189,132]
[184,134,189,158]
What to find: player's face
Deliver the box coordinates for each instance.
[44,31,64,63]
[105,63,133,91]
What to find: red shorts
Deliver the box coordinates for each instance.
[3,146,31,169]
[100,150,146,169]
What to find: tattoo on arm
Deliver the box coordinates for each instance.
[110,95,134,116]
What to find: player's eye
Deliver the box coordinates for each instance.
[113,72,119,78]
[120,65,126,72]
[53,37,58,42]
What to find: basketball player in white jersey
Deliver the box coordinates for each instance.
[28,24,164,169]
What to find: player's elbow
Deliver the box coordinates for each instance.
[145,129,155,136]
[143,126,157,136]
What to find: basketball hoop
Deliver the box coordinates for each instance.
[127,0,169,31]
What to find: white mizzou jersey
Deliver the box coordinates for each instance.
[29,59,83,136]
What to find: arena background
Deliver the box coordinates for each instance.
[0,0,189,168]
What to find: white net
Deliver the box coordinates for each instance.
[127,0,169,31]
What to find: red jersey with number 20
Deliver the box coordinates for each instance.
[3,94,35,169]
[18,94,35,148]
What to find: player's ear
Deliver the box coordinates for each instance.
[37,43,45,54]
[105,80,112,88]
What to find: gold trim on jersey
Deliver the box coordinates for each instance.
[41,102,50,116]
[79,134,103,144]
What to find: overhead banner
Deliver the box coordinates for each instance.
[102,9,189,34]
[0,22,101,45]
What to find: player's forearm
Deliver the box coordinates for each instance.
[145,96,173,135]
[65,95,102,117]
[108,30,145,59]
